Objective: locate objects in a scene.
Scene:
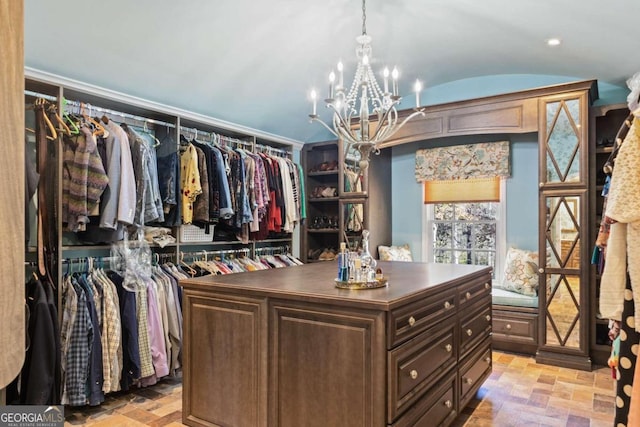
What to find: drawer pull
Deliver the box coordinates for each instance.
[538,268,544,274]
[485,356,491,364]
[466,291,472,300]
[410,370,418,380]
[466,329,473,337]
[444,399,452,409]
[486,314,491,322]
[445,343,452,353]
[444,301,451,310]
[485,282,490,290]
[465,377,474,385]
[506,324,512,330]
[408,316,416,327]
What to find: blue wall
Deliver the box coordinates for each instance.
[391,134,538,260]
[389,75,628,260]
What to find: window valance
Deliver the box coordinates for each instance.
[415,140,510,182]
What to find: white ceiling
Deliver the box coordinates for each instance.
[24,0,640,144]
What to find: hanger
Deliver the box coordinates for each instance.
[142,121,162,147]
[80,103,109,138]
[179,252,197,277]
[47,104,72,136]
[25,98,58,140]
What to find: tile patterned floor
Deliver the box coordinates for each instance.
[65,351,616,426]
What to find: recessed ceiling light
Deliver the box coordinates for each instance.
[547,38,561,47]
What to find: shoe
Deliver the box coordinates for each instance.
[320,187,337,197]
[318,248,337,261]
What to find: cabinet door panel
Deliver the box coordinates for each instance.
[183,293,267,427]
[270,302,385,427]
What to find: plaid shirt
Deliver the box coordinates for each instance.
[61,276,78,405]
[93,270,122,393]
[66,278,93,406]
[136,284,155,378]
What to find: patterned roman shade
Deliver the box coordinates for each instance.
[416,141,510,203]
[415,141,510,182]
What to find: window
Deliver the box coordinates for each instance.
[423,186,506,281]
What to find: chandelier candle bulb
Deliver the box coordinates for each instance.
[337,61,344,89]
[329,71,336,99]
[414,80,422,107]
[383,67,390,94]
[310,89,317,116]
[392,67,399,96]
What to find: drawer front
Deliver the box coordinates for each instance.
[388,288,457,348]
[492,310,538,343]
[388,324,456,422]
[459,302,492,357]
[390,373,457,427]
[459,340,492,408]
[458,275,492,309]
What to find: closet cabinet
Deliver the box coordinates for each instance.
[536,89,592,370]
[301,139,391,262]
[301,141,340,262]
[589,103,630,365]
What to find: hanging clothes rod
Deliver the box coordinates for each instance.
[255,143,291,157]
[254,245,290,255]
[64,98,176,129]
[181,248,251,260]
[179,126,253,147]
[24,90,58,102]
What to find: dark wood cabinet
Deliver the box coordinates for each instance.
[301,139,391,262]
[181,261,492,427]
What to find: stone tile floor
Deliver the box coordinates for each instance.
[65,351,616,426]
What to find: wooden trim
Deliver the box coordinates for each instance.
[378,80,597,148]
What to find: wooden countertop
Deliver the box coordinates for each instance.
[180,261,491,311]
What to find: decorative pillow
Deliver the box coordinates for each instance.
[498,248,539,296]
[378,244,413,262]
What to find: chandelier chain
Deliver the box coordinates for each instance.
[361,0,367,35]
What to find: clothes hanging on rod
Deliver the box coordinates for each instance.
[178,128,305,243]
[179,246,302,277]
[59,255,184,406]
[5,274,61,406]
[59,99,180,243]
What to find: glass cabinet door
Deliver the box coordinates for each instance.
[542,193,585,350]
[541,96,586,186]
[537,89,591,370]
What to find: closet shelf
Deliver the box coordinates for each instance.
[308,197,339,202]
[308,170,339,177]
[595,146,614,154]
[307,229,339,234]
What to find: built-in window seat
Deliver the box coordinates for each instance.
[491,285,539,355]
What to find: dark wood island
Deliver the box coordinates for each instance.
[181,261,492,427]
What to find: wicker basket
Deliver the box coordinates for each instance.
[179,224,215,243]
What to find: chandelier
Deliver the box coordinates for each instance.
[308,0,425,169]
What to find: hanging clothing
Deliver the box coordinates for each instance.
[10,277,61,405]
[180,143,202,225]
[603,117,640,331]
[61,127,110,232]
